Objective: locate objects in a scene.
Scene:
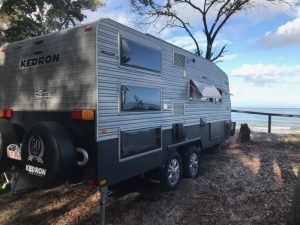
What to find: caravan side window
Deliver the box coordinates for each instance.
[121,85,161,112]
[120,127,162,159]
[120,38,161,73]
[189,80,223,103]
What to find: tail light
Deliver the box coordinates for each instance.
[0,109,13,118]
[71,109,95,121]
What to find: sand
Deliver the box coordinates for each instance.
[0,132,299,225]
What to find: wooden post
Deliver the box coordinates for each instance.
[268,115,271,133]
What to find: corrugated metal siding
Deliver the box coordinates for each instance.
[96,19,231,141]
[0,23,97,111]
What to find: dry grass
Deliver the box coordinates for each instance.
[0,132,299,225]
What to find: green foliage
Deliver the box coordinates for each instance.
[0,0,104,43]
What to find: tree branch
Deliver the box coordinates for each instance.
[211,44,227,62]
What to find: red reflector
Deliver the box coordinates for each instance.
[5,109,13,118]
[71,110,82,120]
[35,40,44,45]
[84,27,92,32]
[102,129,109,134]
[87,179,96,185]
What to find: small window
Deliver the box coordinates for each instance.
[173,52,185,68]
[121,85,161,112]
[120,127,162,159]
[120,38,161,72]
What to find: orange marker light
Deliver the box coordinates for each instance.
[0,110,4,117]
[82,110,95,120]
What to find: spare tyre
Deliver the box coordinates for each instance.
[0,118,20,172]
[21,122,76,187]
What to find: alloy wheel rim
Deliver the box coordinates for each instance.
[189,153,199,176]
[168,159,180,186]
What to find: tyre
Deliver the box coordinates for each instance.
[161,151,183,191]
[21,122,76,187]
[183,146,200,178]
[0,119,19,172]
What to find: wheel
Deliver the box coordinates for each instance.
[21,122,76,187]
[161,151,183,191]
[183,146,200,178]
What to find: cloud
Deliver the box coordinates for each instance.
[166,32,231,53]
[82,0,136,28]
[221,54,238,61]
[172,0,295,26]
[259,17,300,48]
[230,63,300,85]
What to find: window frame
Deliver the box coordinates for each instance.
[119,83,163,114]
[119,35,162,74]
[118,126,163,162]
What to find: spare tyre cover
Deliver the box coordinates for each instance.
[0,118,19,172]
[21,122,75,187]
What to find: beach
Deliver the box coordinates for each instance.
[232,108,300,134]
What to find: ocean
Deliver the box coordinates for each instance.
[231,108,300,134]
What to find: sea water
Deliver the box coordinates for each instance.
[232,108,300,134]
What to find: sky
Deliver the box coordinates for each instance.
[82,0,300,108]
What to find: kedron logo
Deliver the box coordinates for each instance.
[20,54,59,68]
[28,136,44,164]
[26,165,47,177]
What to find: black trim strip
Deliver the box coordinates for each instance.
[168,137,202,149]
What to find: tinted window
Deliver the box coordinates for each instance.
[121,85,161,111]
[121,127,161,159]
[189,80,202,100]
[121,38,161,72]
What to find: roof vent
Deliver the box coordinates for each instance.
[173,52,185,68]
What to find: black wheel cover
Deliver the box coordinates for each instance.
[21,122,75,187]
[0,118,19,172]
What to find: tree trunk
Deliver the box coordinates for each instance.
[237,124,251,143]
[205,38,213,60]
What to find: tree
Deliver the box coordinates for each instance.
[0,0,104,43]
[131,0,290,62]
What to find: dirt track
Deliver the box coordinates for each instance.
[0,132,299,225]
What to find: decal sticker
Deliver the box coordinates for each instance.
[7,144,22,160]
[25,165,47,177]
[28,136,44,164]
[20,54,60,68]
[32,89,52,101]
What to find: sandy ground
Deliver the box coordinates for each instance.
[0,132,299,225]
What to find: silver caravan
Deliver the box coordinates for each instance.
[0,19,234,192]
